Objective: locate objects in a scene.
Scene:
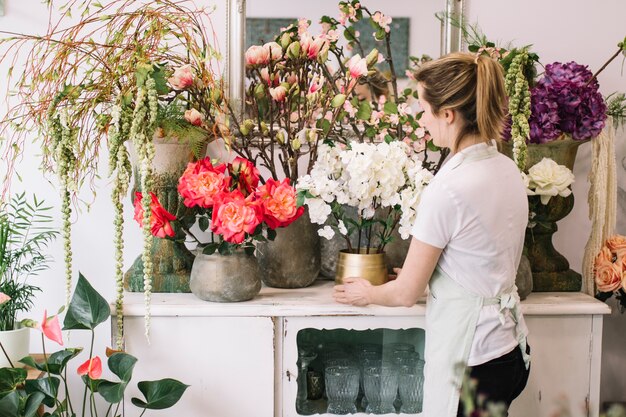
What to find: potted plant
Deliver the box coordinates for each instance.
[296,140,433,285]
[0,273,188,417]
[131,155,303,302]
[0,193,57,368]
[0,0,226,346]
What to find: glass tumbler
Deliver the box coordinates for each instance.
[325,365,360,415]
[363,365,399,414]
[398,365,424,413]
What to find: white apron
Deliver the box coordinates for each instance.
[421,146,531,417]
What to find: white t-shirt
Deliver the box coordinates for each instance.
[412,141,529,366]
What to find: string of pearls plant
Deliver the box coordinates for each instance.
[504,49,531,171]
[129,75,159,339]
[47,101,79,308]
[109,102,132,349]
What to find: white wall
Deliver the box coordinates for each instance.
[1,0,624,412]
[465,0,626,407]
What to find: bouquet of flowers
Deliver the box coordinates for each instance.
[133,156,303,255]
[594,235,626,312]
[296,140,432,253]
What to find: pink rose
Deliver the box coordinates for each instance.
[228,157,260,196]
[256,178,304,229]
[178,158,231,209]
[211,191,263,244]
[168,64,194,90]
[594,247,622,293]
[245,45,270,66]
[184,108,204,126]
[269,86,287,102]
[133,192,177,238]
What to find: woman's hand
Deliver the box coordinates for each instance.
[333,277,373,306]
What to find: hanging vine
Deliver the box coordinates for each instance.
[504,49,531,171]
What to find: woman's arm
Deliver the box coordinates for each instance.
[333,238,442,307]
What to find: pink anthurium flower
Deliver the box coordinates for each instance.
[77,356,103,379]
[40,310,63,346]
[0,292,10,305]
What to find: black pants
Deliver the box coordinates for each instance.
[456,344,531,417]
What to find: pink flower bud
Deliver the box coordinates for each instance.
[263,42,283,62]
[245,45,270,66]
[184,108,205,126]
[346,55,368,79]
[270,86,287,102]
[168,64,194,90]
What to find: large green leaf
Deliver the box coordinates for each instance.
[131,379,189,410]
[0,367,27,392]
[97,380,126,404]
[44,348,83,374]
[25,376,60,407]
[0,390,20,416]
[24,392,46,417]
[108,353,137,383]
[63,273,110,330]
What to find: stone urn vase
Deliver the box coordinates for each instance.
[257,211,321,288]
[189,250,262,302]
[125,136,202,293]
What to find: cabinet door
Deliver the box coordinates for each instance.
[122,315,275,417]
[509,315,600,417]
[281,315,426,417]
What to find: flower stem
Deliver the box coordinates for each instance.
[0,340,15,368]
[81,329,95,417]
[587,46,624,86]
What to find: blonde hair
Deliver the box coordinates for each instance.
[414,52,507,151]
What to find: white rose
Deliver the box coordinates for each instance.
[527,158,575,205]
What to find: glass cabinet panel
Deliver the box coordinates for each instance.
[295,328,425,415]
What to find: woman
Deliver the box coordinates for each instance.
[333,52,531,417]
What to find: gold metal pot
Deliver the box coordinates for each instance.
[335,248,388,286]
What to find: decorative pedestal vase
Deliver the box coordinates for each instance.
[516,254,533,300]
[189,251,262,302]
[257,212,321,288]
[125,137,201,293]
[501,136,585,292]
[335,249,388,286]
[0,326,30,368]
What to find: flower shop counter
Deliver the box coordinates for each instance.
[112,281,611,417]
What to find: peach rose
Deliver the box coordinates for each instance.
[211,191,263,244]
[605,235,626,257]
[594,247,622,293]
[184,108,204,126]
[178,158,230,209]
[168,64,194,90]
[245,45,270,66]
[256,178,304,229]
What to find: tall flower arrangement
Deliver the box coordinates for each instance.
[0,0,226,346]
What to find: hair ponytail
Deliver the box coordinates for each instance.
[415,52,507,151]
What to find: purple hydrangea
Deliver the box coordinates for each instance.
[530,62,607,141]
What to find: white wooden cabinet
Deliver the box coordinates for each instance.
[113,282,610,417]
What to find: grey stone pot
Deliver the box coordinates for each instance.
[516,254,533,301]
[257,212,321,288]
[189,251,262,302]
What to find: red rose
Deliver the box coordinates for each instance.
[256,178,304,229]
[133,192,177,238]
[178,158,231,208]
[211,190,263,244]
[228,157,260,196]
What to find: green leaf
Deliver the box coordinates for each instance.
[0,367,27,391]
[131,379,189,410]
[108,353,138,383]
[98,380,126,404]
[63,273,110,330]
[383,101,398,115]
[43,348,83,374]
[267,229,277,241]
[24,392,46,417]
[151,65,169,95]
[202,244,218,255]
[0,390,20,416]
[356,101,372,121]
[25,376,60,407]
[198,217,209,232]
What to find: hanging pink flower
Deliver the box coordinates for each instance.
[178,159,231,209]
[133,192,177,238]
[168,64,194,90]
[211,191,263,244]
[77,356,103,380]
[256,178,304,229]
[228,157,260,196]
[40,310,63,346]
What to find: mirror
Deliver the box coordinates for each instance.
[226,0,465,105]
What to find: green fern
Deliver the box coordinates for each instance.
[157,103,209,160]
